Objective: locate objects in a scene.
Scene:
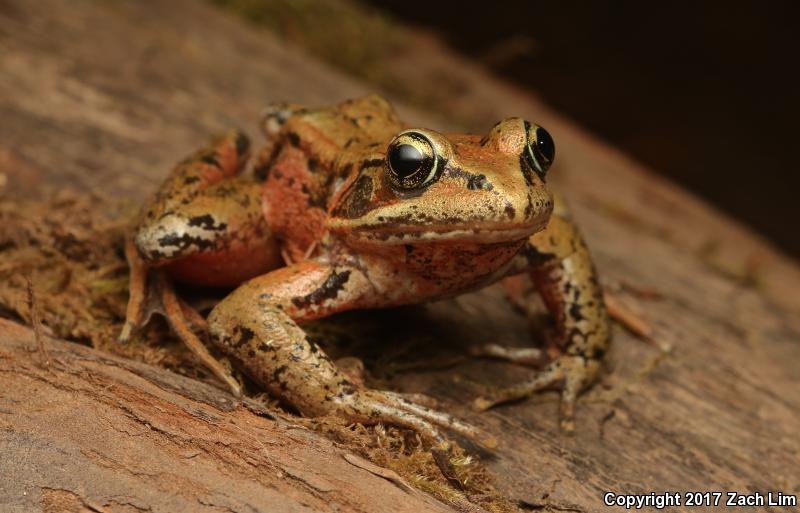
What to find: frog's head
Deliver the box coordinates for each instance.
[328,118,555,247]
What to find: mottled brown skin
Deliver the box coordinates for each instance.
[123,95,610,461]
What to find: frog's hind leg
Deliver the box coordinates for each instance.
[121,236,150,343]
[473,196,610,432]
[121,131,281,395]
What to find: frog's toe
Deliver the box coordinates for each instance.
[120,236,242,396]
[347,390,497,450]
[333,389,495,489]
[119,236,155,343]
[468,342,546,366]
[473,355,601,432]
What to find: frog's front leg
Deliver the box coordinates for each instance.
[473,197,610,431]
[206,261,496,460]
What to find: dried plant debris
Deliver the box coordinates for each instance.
[311,417,517,513]
[0,191,519,512]
[0,191,195,373]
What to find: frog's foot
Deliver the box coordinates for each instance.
[339,390,496,448]
[119,236,151,344]
[468,343,546,366]
[157,272,243,397]
[473,355,601,432]
[333,388,496,488]
[120,240,242,396]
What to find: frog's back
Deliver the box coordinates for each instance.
[283,95,405,176]
[262,95,404,259]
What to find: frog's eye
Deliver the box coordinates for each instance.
[386,131,439,190]
[524,121,555,179]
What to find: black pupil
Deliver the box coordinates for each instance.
[389,144,423,178]
[536,127,555,163]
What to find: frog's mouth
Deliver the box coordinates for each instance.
[339,218,547,245]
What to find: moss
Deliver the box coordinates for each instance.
[0,192,200,373]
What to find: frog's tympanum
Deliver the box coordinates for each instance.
[122,96,610,469]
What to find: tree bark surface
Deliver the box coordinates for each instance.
[1,1,799,512]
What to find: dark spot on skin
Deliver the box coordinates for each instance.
[467,174,492,191]
[258,343,270,352]
[187,214,227,231]
[404,244,413,254]
[338,162,354,178]
[336,378,357,396]
[273,365,289,380]
[316,173,337,209]
[291,270,352,310]
[524,195,534,218]
[234,132,250,156]
[361,158,384,169]
[308,158,319,171]
[232,326,255,349]
[200,153,220,168]
[447,166,493,191]
[519,153,536,186]
[248,350,256,358]
[253,163,270,180]
[183,175,201,185]
[157,232,215,253]
[339,174,373,219]
[569,302,586,322]
[519,242,553,266]
[344,137,358,148]
[303,183,331,210]
[287,132,301,147]
[505,203,516,219]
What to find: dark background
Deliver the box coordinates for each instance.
[369,0,800,257]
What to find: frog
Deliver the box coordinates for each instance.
[120,95,610,470]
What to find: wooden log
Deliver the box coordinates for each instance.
[1,0,798,512]
[0,319,455,513]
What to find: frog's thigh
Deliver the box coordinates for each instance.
[206,263,493,447]
[137,178,282,287]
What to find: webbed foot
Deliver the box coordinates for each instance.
[473,354,601,432]
[120,237,243,396]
